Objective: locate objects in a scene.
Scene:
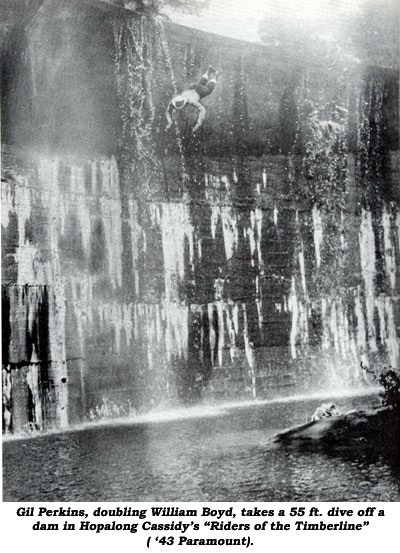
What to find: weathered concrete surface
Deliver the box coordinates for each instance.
[1,0,399,432]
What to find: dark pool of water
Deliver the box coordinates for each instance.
[3,393,399,501]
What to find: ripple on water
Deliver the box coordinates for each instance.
[3,393,399,501]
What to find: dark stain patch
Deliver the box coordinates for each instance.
[90,218,107,274]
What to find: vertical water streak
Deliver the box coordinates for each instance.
[160,202,194,302]
[298,241,307,296]
[354,286,368,361]
[207,303,216,366]
[1,180,14,230]
[113,16,161,193]
[216,301,225,366]
[288,276,298,359]
[128,198,143,294]
[48,284,68,428]
[251,206,263,268]
[382,205,396,291]
[225,302,237,361]
[7,285,49,431]
[273,205,278,226]
[384,296,399,368]
[359,208,377,352]
[154,17,186,174]
[2,369,12,433]
[242,303,256,398]
[164,300,189,361]
[99,158,123,289]
[312,204,323,268]
[70,165,91,258]
[159,203,194,365]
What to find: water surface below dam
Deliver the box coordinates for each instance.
[3,393,399,502]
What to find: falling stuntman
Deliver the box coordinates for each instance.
[166,66,218,133]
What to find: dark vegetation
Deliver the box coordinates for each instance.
[274,363,399,456]
[361,362,400,415]
[103,0,209,15]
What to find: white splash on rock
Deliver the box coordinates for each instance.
[1,179,15,230]
[26,348,42,429]
[262,168,267,188]
[211,205,238,261]
[160,202,193,302]
[164,300,189,361]
[256,298,263,330]
[273,205,278,226]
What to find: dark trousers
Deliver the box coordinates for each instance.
[189,77,216,99]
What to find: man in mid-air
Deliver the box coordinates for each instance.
[166,66,218,133]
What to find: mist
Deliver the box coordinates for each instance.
[165,0,399,68]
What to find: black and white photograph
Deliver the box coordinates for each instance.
[1,0,399,509]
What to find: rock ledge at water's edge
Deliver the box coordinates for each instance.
[272,405,399,454]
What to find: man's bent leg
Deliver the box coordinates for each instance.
[197,77,217,99]
[199,66,216,85]
[206,80,216,94]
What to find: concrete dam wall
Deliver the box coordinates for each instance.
[1,0,399,433]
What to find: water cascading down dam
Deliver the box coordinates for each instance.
[1,0,399,434]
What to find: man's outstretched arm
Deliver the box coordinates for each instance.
[192,102,206,133]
